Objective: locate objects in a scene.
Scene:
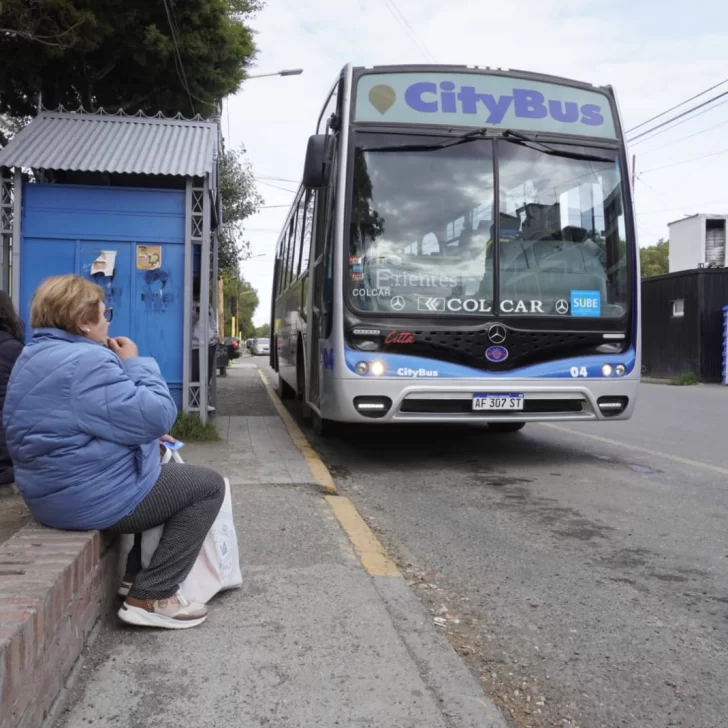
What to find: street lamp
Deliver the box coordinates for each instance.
[245,69,304,80]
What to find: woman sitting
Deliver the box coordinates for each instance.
[3,274,224,630]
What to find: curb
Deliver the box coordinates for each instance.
[256,364,509,727]
[0,522,119,728]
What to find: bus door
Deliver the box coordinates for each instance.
[307,138,338,410]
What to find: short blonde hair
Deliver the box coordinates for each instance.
[31,275,105,335]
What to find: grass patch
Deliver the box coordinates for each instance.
[170,412,221,442]
[670,372,699,386]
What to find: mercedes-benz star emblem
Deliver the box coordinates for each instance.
[555,299,569,315]
[488,324,507,345]
[390,296,405,312]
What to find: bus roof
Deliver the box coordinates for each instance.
[349,64,612,95]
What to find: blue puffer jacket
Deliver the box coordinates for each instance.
[3,328,178,530]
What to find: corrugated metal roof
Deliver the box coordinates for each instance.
[0,111,218,177]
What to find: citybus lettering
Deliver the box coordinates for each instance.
[404,82,604,128]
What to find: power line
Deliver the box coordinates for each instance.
[627,89,728,143]
[161,0,195,115]
[632,97,728,150]
[383,0,436,63]
[640,145,728,174]
[637,110,728,156]
[255,179,298,193]
[256,176,300,184]
[626,77,728,134]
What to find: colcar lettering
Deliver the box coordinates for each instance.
[445,298,544,314]
[352,287,391,297]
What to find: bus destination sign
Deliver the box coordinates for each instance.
[354,71,617,139]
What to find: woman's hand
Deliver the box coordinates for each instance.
[107,337,139,361]
[159,434,176,457]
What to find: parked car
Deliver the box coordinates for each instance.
[225,336,242,360]
[250,338,270,356]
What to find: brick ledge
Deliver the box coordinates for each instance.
[0,522,119,728]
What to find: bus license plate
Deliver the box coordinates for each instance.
[472,394,524,411]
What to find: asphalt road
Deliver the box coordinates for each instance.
[261,365,728,728]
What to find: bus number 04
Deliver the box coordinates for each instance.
[570,366,588,378]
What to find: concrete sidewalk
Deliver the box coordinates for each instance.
[53,363,506,728]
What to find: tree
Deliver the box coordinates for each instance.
[640,239,669,278]
[255,323,270,337]
[219,144,264,275]
[223,272,258,338]
[0,0,260,122]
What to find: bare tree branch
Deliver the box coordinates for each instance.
[0,20,83,49]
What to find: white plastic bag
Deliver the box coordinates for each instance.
[161,446,184,465]
[132,446,242,604]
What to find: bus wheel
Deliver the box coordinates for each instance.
[277,374,296,401]
[312,412,333,437]
[488,422,525,433]
[297,356,311,420]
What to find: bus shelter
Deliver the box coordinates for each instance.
[0,108,222,422]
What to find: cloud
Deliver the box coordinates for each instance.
[227,0,728,324]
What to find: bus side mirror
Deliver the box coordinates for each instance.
[302,134,329,189]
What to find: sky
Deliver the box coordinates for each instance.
[226,0,728,325]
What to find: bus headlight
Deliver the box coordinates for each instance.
[355,362,369,375]
[370,361,385,376]
[602,364,613,377]
[615,364,626,376]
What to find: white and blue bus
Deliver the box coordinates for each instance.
[271,64,639,435]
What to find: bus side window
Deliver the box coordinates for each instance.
[323,139,339,338]
[290,199,303,282]
[299,191,314,275]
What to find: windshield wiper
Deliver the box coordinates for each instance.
[500,129,615,163]
[361,127,493,153]
[361,127,615,162]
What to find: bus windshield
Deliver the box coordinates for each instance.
[346,132,630,319]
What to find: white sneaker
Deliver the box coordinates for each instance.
[118,593,208,630]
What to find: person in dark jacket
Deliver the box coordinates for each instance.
[4,275,225,630]
[0,291,24,489]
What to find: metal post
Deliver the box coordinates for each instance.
[0,168,13,297]
[11,169,21,307]
[182,178,193,413]
[211,228,219,409]
[199,175,212,423]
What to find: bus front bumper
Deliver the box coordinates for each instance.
[320,376,639,424]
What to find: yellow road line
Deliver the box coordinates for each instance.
[541,423,728,477]
[257,368,337,494]
[257,366,401,577]
[325,495,401,577]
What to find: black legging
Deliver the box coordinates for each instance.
[108,463,225,599]
[191,345,217,384]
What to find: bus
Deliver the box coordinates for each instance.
[271,64,639,436]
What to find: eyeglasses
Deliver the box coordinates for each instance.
[103,308,114,322]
